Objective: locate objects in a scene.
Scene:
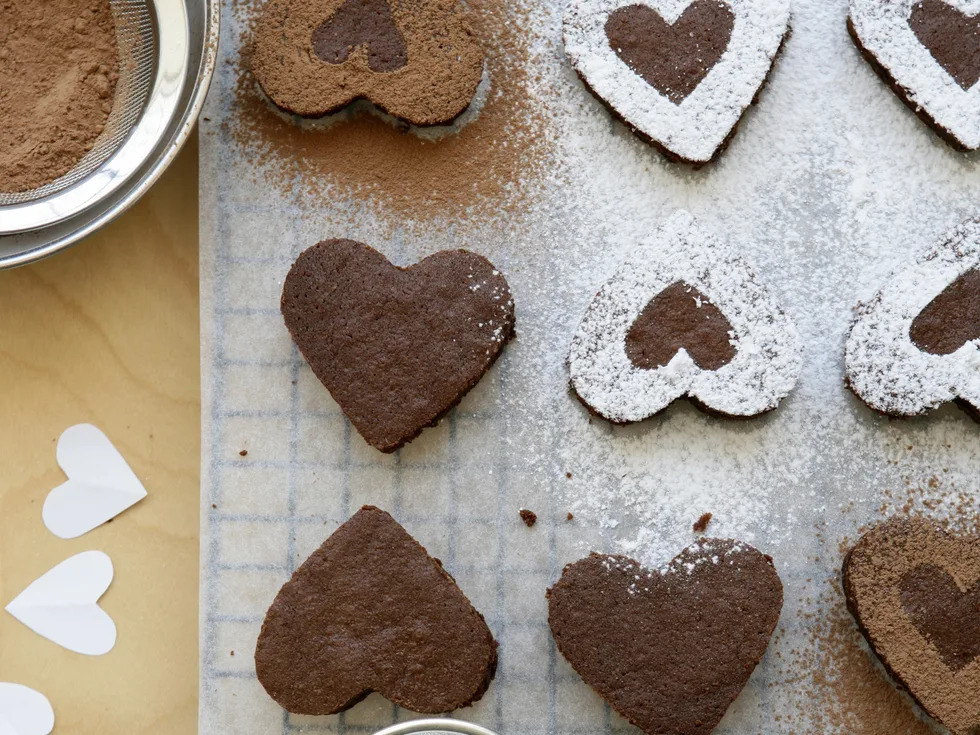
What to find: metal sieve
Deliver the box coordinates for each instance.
[0,0,217,264]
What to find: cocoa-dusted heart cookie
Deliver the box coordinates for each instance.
[850,0,980,150]
[255,505,498,715]
[281,239,515,452]
[563,0,790,164]
[548,540,783,735]
[252,0,484,126]
[568,211,803,422]
[845,217,980,420]
[842,518,980,735]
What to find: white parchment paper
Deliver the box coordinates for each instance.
[200,1,980,733]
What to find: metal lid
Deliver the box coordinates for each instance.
[374,720,500,735]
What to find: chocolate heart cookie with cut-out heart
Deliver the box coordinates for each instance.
[845,217,980,420]
[252,0,484,125]
[547,539,783,735]
[255,506,497,715]
[281,239,514,453]
[567,210,803,422]
[850,0,980,150]
[843,518,980,735]
[564,0,790,164]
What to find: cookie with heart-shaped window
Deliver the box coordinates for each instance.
[845,217,980,420]
[281,239,515,452]
[548,540,783,735]
[568,211,803,422]
[255,505,497,715]
[850,0,980,150]
[842,518,980,735]
[563,0,790,164]
[252,0,484,126]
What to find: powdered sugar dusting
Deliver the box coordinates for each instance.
[845,217,980,415]
[563,0,790,162]
[850,0,980,149]
[568,210,803,421]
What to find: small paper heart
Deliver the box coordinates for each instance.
[843,518,980,735]
[548,540,783,735]
[42,424,147,539]
[5,551,116,656]
[0,684,54,735]
[255,506,497,715]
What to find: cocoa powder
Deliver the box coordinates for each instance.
[0,0,119,194]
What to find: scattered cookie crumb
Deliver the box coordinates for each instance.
[239,449,248,456]
[212,503,217,509]
[566,472,573,479]
[519,509,537,527]
[567,512,575,521]
[693,512,713,533]
[230,650,235,656]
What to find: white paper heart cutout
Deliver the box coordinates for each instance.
[563,0,790,163]
[42,423,147,539]
[0,684,54,735]
[5,551,117,656]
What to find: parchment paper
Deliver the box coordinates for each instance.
[200,1,980,733]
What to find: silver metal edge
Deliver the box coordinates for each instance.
[373,720,501,735]
[0,0,219,270]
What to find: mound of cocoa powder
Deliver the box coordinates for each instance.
[0,0,119,194]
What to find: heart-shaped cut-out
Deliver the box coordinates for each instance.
[312,0,408,72]
[605,1,735,103]
[845,217,980,419]
[625,281,736,370]
[843,518,980,735]
[548,539,783,735]
[281,239,515,453]
[252,0,484,125]
[564,0,790,163]
[42,424,147,539]
[0,684,54,735]
[568,211,803,422]
[255,506,497,715]
[850,0,980,150]
[5,551,116,656]
[910,0,980,90]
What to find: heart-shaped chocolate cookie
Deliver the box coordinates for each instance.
[564,0,790,163]
[568,211,803,422]
[255,506,498,715]
[252,0,484,126]
[850,0,980,150]
[845,217,980,420]
[281,239,515,452]
[548,540,783,735]
[842,518,980,735]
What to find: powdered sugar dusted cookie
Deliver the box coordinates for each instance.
[568,211,803,422]
[563,0,790,164]
[845,218,980,419]
[850,0,980,150]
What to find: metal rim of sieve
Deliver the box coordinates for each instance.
[373,720,501,735]
[0,0,190,234]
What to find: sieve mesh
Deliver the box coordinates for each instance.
[0,0,157,206]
